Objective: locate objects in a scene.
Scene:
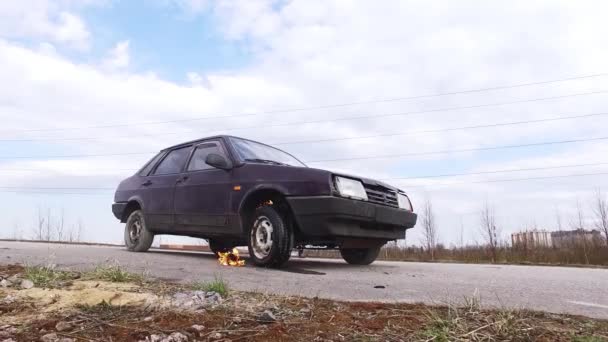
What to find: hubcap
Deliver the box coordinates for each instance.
[129,218,142,243]
[251,216,274,259]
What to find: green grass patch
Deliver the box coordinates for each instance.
[24,265,73,288]
[192,276,229,297]
[85,265,143,283]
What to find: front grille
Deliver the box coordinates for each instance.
[364,184,399,208]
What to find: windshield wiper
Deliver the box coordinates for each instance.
[244,158,288,166]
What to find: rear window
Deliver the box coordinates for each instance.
[153,147,192,175]
[138,152,164,176]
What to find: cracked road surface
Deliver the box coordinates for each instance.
[2,241,607,319]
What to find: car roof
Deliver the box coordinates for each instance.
[161,135,235,151]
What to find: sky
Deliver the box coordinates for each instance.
[1,0,608,246]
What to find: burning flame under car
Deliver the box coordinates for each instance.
[218,248,245,267]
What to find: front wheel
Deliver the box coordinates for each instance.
[247,206,293,268]
[340,247,381,265]
[124,210,154,252]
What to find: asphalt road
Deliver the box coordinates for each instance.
[2,241,608,319]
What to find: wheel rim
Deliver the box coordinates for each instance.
[251,216,274,259]
[128,217,142,244]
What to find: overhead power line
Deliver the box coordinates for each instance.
[0,71,606,134]
[1,90,606,142]
[2,134,608,160]
[304,136,608,163]
[396,171,608,188]
[2,171,608,195]
[381,161,608,180]
[272,111,608,146]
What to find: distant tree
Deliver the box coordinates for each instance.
[592,189,608,246]
[480,201,500,263]
[571,200,590,264]
[421,198,438,260]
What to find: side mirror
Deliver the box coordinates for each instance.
[205,153,231,170]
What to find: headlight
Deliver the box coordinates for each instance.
[335,176,368,200]
[398,193,413,211]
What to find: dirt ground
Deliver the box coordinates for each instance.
[1,264,607,342]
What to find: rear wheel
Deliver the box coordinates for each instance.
[340,247,381,265]
[124,210,154,252]
[247,206,293,268]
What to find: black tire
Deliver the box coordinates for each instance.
[124,210,154,252]
[247,206,293,268]
[340,247,381,265]
[208,239,233,257]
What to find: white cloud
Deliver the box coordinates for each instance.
[2,0,608,244]
[103,40,130,69]
[0,1,97,50]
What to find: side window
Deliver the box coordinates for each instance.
[139,152,165,176]
[153,147,191,175]
[187,142,224,171]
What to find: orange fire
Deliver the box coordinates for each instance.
[218,248,246,267]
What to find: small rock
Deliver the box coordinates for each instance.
[0,279,11,288]
[258,310,276,323]
[2,339,17,342]
[55,321,72,332]
[210,332,223,340]
[40,333,58,342]
[143,317,154,322]
[191,325,205,332]
[0,331,11,338]
[2,295,16,304]
[20,279,34,289]
[167,332,188,342]
[7,275,20,283]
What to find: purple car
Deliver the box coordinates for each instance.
[112,135,417,267]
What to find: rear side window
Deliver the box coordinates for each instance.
[187,142,223,171]
[153,147,191,175]
[139,152,164,176]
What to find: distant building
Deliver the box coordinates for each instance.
[512,229,604,249]
[550,229,603,248]
[511,231,552,248]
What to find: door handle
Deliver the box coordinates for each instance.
[142,180,153,186]
[176,176,189,184]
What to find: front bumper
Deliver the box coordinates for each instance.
[112,202,127,221]
[287,196,417,240]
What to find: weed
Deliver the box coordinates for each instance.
[86,264,143,283]
[192,276,229,297]
[24,264,73,288]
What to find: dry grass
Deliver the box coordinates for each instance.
[2,264,608,341]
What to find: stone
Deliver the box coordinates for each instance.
[141,333,189,342]
[40,333,58,342]
[2,295,16,304]
[0,279,11,288]
[55,321,72,332]
[258,310,277,323]
[143,317,154,322]
[171,291,221,311]
[191,325,205,332]
[210,332,223,340]
[2,339,17,342]
[20,279,34,289]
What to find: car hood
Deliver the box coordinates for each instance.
[306,167,402,193]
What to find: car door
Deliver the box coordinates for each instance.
[173,140,235,235]
[141,145,192,232]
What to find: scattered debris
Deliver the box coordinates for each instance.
[171,291,221,311]
[258,309,277,323]
[140,332,189,342]
[209,332,223,340]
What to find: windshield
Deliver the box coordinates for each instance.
[229,137,306,167]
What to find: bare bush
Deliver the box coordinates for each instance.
[593,189,608,246]
[421,198,438,260]
[480,202,500,263]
